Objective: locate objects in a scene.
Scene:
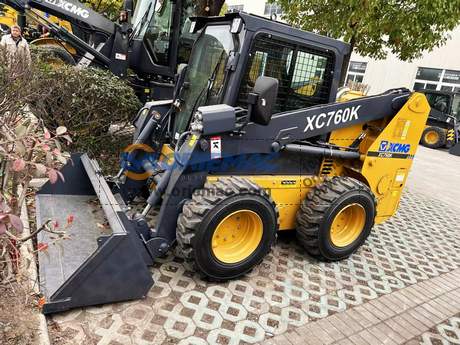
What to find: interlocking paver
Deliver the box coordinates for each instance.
[47,187,460,345]
[391,315,422,337]
[316,319,344,342]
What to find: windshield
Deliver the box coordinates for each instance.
[132,0,155,37]
[175,24,234,136]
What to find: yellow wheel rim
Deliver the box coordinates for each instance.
[425,131,439,144]
[212,210,263,263]
[330,203,366,247]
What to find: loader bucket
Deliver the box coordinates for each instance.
[36,153,154,314]
[449,142,460,156]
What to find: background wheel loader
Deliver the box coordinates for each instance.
[35,11,431,314]
[417,89,460,155]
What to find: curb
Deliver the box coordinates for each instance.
[18,185,51,345]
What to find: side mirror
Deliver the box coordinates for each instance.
[248,76,279,126]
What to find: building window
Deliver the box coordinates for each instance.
[413,67,460,93]
[345,61,367,85]
[228,5,244,11]
[264,2,283,16]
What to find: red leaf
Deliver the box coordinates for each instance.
[68,215,74,224]
[53,148,61,155]
[54,221,59,229]
[57,171,65,183]
[0,221,6,235]
[9,214,23,233]
[48,169,58,184]
[13,159,26,172]
[43,127,51,139]
[36,164,47,175]
[41,145,51,151]
[38,297,46,307]
[37,243,48,251]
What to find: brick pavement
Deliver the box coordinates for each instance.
[264,269,460,345]
[49,188,460,344]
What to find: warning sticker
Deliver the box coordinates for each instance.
[115,53,127,60]
[396,173,405,182]
[392,118,408,140]
[401,120,411,140]
[210,136,222,159]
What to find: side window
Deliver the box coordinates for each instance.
[236,33,334,114]
[452,95,460,119]
[425,93,450,112]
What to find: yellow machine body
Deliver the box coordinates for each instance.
[206,93,430,230]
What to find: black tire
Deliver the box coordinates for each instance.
[421,126,446,149]
[176,177,279,280]
[41,44,76,65]
[295,176,376,261]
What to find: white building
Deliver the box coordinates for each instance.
[225,0,460,95]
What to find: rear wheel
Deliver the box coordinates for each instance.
[296,176,376,261]
[41,44,76,66]
[421,126,446,148]
[176,177,279,279]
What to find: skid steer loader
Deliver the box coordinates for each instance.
[36,12,430,314]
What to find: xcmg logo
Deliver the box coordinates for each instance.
[45,0,90,19]
[379,140,411,153]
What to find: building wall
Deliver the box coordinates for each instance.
[225,0,460,95]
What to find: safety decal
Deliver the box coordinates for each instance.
[115,53,127,61]
[210,136,222,159]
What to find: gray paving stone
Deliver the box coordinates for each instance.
[415,305,444,324]
[427,299,455,317]
[335,311,364,334]
[423,280,449,294]
[353,305,381,325]
[407,308,436,328]
[390,291,418,308]
[295,326,323,345]
[326,315,355,337]
[375,322,406,344]
[358,329,384,345]
[369,299,397,318]
[346,308,374,328]
[307,322,335,345]
[316,319,344,341]
[349,333,370,345]
[434,276,458,290]
[433,296,459,314]
[367,325,398,345]
[379,295,405,314]
[332,339,354,345]
[261,339,277,345]
[404,286,430,303]
[400,312,429,333]
[411,283,437,299]
[439,294,460,309]
[273,334,293,345]
[384,318,415,340]
[361,303,387,322]
[390,315,422,337]
[284,331,304,345]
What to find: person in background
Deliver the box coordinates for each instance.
[0,24,31,62]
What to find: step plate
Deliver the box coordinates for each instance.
[36,194,111,298]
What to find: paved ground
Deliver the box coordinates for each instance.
[48,183,460,344]
[406,145,460,207]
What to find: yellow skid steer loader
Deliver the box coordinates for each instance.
[35,12,430,314]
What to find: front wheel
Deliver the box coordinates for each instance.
[176,177,279,280]
[421,126,446,148]
[296,176,376,261]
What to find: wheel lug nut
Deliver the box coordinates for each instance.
[224,237,227,241]
[237,225,241,229]
[236,217,240,221]
[217,234,220,238]
[232,234,236,237]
